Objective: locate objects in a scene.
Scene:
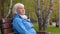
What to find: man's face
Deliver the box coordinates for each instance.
[17,5,25,15]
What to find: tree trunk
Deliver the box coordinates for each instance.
[6,0,12,18]
[36,0,43,30]
[43,0,53,31]
[59,0,60,28]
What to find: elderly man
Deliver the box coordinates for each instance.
[12,3,36,34]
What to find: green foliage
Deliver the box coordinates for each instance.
[50,0,59,22]
[2,0,59,22]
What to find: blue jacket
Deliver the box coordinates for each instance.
[12,14,36,34]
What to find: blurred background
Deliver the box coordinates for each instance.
[0,0,60,34]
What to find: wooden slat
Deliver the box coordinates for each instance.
[1,18,13,34]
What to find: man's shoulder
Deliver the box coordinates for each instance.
[13,17,22,21]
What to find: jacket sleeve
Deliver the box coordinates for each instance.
[12,18,30,34]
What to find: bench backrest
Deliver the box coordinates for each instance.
[1,18,13,34]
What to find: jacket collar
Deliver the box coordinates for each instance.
[13,14,22,19]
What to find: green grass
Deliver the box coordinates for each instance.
[33,23,60,34]
[47,25,60,34]
[0,30,1,34]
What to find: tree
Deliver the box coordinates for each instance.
[35,0,53,32]
[6,0,12,18]
[59,0,60,28]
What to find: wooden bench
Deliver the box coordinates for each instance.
[1,18,13,34]
[1,18,48,34]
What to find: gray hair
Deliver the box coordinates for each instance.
[13,3,24,14]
